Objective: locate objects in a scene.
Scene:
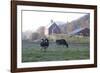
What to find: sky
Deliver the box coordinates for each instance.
[22,10,87,32]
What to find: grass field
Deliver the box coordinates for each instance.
[22,40,90,62]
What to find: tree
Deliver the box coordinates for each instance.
[31,32,40,41]
[36,26,46,38]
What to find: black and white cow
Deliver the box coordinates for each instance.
[40,38,49,51]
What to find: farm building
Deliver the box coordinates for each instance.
[45,20,67,36]
[69,27,90,36]
[48,22,61,35]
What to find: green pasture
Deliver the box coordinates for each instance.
[22,42,90,62]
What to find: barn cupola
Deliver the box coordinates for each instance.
[50,19,54,24]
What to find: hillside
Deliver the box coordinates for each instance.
[66,14,90,33]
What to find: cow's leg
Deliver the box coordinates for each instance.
[41,47,45,51]
[66,43,69,48]
[44,46,47,52]
[44,47,46,52]
[41,47,43,51]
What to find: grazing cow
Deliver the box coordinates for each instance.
[56,39,68,48]
[40,38,49,52]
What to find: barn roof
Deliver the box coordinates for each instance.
[69,27,89,35]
